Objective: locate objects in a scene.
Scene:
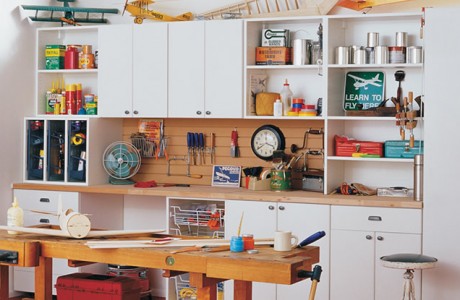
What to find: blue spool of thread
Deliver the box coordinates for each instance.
[230,236,244,252]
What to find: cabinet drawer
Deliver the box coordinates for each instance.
[331,206,421,234]
[14,190,79,210]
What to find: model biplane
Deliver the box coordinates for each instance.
[123,0,193,24]
[21,0,119,26]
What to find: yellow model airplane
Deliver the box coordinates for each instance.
[123,0,193,24]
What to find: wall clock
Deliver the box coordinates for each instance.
[251,125,285,161]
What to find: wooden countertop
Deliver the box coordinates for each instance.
[12,183,423,209]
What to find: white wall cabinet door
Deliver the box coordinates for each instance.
[133,23,168,117]
[98,25,133,117]
[168,21,205,118]
[204,20,243,118]
[168,20,243,118]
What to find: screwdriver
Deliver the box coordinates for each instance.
[297,231,326,248]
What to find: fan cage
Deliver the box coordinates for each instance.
[102,141,141,180]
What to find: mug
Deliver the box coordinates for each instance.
[274,231,298,251]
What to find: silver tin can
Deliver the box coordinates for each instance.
[349,45,359,64]
[407,46,423,64]
[335,46,349,64]
[389,46,406,63]
[311,41,322,65]
[367,32,379,47]
[365,47,375,64]
[374,46,389,64]
[292,39,311,65]
[395,32,408,47]
[353,49,366,64]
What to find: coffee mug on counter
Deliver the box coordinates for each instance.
[274,231,298,251]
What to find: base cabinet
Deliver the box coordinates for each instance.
[330,206,422,300]
[224,200,330,300]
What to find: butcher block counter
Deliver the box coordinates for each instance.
[12,183,422,209]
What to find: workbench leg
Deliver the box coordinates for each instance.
[34,256,52,300]
[189,272,221,300]
[234,280,252,300]
[0,265,8,300]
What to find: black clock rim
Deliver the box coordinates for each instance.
[250,124,286,161]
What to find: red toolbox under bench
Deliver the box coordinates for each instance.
[55,273,141,300]
[335,135,383,157]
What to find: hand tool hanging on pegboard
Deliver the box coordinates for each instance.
[231,128,239,157]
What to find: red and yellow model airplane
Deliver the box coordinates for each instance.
[123,0,193,24]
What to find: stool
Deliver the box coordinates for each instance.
[380,253,437,300]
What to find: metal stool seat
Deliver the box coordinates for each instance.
[380,253,437,300]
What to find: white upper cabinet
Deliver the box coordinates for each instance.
[98,24,168,117]
[168,20,243,118]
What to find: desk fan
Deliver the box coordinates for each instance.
[102,141,141,185]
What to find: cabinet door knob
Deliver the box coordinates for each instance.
[268,205,275,210]
[205,111,211,115]
[278,205,285,211]
[196,111,202,115]
[124,110,130,115]
[133,110,139,115]
[366,235,373,240]
[377,236,384,241]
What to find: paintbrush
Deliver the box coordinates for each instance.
[237,212,244,236]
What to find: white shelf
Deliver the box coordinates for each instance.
[38,69,98,74]
[327,156,414,163]
[328,63,423,69]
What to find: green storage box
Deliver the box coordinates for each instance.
[384,140,424,158]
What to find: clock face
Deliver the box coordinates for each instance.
[251,125,285,161]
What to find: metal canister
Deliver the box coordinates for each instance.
[365,47,375,64]
[388,46,406,63]
[407,46,423,64]
[311,41,322,65]
[414,154,424,201]
[335,46,349,64]
[353,49,366,64]
[374,46,389,64]
[367,32,379,47]
[292,39,311,65]
[395,32,408,47]
[270,170,291,191]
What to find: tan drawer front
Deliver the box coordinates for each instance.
[331,206,422,234]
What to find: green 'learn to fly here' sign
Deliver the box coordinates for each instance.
[344,71,385,110]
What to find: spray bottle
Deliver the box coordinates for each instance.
[7,197,24,234]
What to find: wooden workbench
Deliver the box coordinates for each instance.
[0,231,319,300]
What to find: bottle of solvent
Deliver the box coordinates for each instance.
[7,197,24,235]
[273,99,283,117]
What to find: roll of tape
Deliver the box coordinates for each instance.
[260,170,271,180]
[72,133,86,145]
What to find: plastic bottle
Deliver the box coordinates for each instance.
[7,197,24,235]
[273,99,283,117]
[280,79,293,116]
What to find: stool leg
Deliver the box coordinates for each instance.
[402,269,416,300]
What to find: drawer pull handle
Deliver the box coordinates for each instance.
[368,216,382,221]
[39,198,50,203]
[39,218,50,223]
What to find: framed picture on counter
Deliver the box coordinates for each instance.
[212,165,241,188]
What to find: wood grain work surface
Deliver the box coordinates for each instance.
[0,231,319,300]
[13,183,423,209]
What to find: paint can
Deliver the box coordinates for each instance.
[388,46,406,63]
[395,32,408,47]
[407,46,423,64]
[292,39,311,65]
[335,46,349,64]
[374,46,389,64]
[353,49,366,64]
[367,32,379,47]
[270,170,291,191]
[365,47,375,64]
